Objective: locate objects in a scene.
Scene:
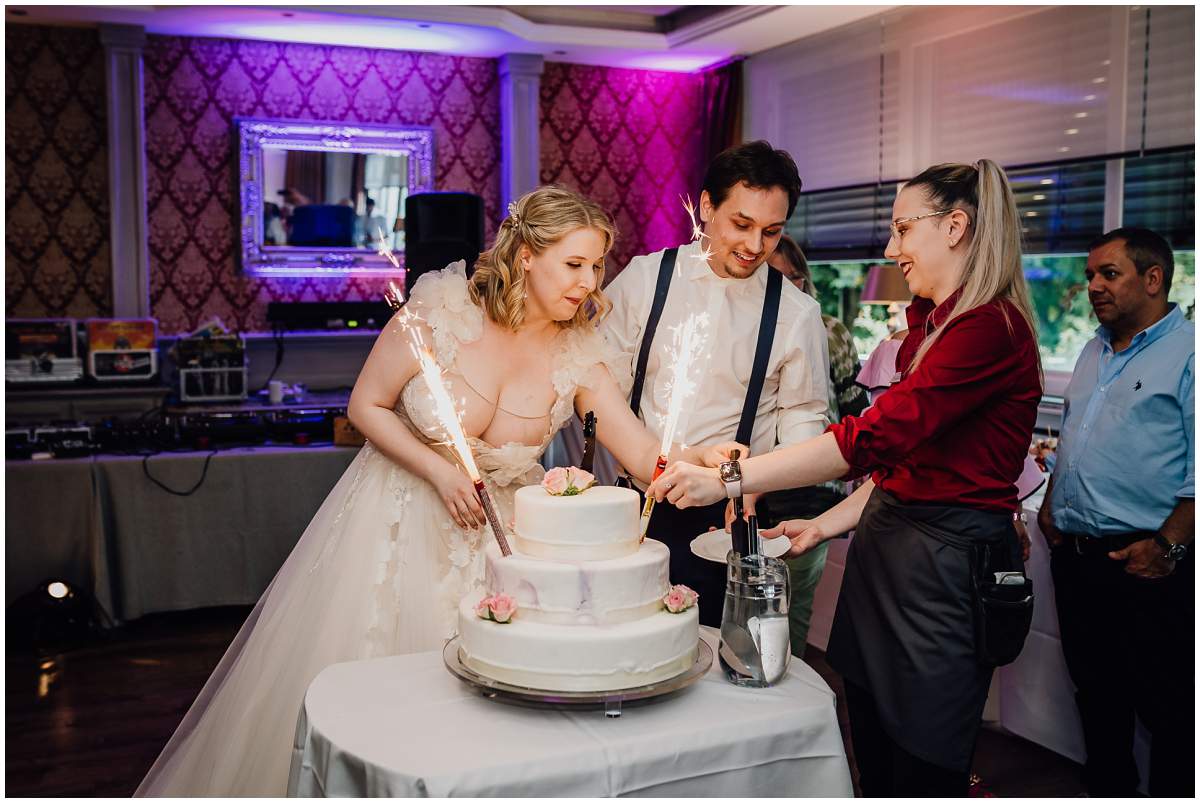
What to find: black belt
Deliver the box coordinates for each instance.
[1065,531,1155,556]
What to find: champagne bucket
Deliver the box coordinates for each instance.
[718,552,791,687]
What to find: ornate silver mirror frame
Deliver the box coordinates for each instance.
[235,117,434,277]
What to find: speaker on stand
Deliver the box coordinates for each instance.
[404,192,486,292]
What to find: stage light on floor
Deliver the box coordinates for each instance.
[7,578,111,655]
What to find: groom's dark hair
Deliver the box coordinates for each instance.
[702,140,803,219]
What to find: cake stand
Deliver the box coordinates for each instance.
[442,636,713,718]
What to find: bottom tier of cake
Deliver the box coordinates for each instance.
[456,598,699,692]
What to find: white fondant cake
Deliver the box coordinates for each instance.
[458,482,699,692]
[512,484,640,560]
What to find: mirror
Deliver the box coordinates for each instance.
[236,118,434,277]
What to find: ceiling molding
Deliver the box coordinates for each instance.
[666,5,773,47]
[5,4,894,72]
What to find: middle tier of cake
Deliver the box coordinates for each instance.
[484,538,671,625]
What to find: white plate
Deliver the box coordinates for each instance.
[689,528,791,564]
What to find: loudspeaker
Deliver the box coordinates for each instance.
[404,192,485,290]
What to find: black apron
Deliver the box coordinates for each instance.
[827,486,1018,772]
[625,248,783,628]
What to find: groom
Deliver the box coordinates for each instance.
[602,141,830,627]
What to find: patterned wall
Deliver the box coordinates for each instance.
[5,25,112,319]
[143,35,501,333]
[6,27,711,330]
[540,62,706,276]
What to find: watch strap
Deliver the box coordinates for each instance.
[1154,532,1188,559]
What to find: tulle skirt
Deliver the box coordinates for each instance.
[136,443,504,796]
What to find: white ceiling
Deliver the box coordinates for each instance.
[7,4,892,72]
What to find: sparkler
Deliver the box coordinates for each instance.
[680,194,716,270]
[638,311,710,540]
[637,196,719,541]
[377,226,401,270]
[384,286,512,556]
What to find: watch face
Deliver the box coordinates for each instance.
[719,462,741,483]
[1168,543,1187,561]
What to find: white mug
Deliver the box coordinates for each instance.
[268,380,284,404]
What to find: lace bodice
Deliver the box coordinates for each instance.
[395,262,625,488]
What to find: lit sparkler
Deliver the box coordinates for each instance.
[384,290,512,557]
[637,196,721,541]
[680,194,716,268]
[638,311,711,540]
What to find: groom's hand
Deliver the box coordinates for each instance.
[723,492,759,532]
[699,441,749,468]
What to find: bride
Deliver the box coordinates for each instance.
[137,186,735,796]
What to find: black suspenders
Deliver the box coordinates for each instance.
[627,248,784,447]
[629,247,677,419]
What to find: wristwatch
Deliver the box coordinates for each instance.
[718,460,742,499]
[1153,533,1189,562]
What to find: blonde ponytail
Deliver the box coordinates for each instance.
[907,159,1041,380]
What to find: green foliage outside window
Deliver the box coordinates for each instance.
[810,253,1196,373]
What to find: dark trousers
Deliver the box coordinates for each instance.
[844,679,970,797]
[1050,541,1195,797]
[644,498,727,627]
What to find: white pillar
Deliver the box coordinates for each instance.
[99,23,150,318]
[498,54,544,210]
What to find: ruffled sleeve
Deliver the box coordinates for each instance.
[401,261,483,370]
[546,326,631,433]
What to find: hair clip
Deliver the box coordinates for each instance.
[507,201,521,227]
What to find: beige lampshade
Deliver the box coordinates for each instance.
[859,264,912,304]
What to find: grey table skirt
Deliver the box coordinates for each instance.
[6,446,359,621]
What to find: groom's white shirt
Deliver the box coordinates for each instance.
[601,239,831,470]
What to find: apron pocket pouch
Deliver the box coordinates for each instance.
[973,577,1033,667]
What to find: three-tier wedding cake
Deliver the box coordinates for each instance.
[457,467,699,692]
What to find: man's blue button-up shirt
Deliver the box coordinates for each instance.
[1050,304,1194,536]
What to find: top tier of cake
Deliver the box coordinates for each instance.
[513,484,640,560]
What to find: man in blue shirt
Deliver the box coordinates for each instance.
[1038,227,1193,797]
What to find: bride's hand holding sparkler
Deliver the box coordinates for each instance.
[430,459,486,530]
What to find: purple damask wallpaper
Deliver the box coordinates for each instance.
[143,35,502,333]
[7,26,711,331]
[540,62,705,276]
[5,25,112,319]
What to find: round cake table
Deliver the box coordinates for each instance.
[287,628,853,797]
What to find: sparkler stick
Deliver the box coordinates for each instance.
[638,311,710,541]
[414,343,513,557]
[384,286,512,557]
[636,196,718,542]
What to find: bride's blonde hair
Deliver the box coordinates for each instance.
[469,186,616,331]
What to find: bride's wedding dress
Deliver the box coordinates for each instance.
[137,265,623,796]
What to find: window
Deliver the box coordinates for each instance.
[811,253,1195,374]
[1123,150,1195,249]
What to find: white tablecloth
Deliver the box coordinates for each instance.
[5,445,359,621]
[288,629,853,797]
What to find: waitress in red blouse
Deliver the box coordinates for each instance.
[653,160,1042,795]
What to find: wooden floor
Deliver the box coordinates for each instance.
[6,606,1087,797]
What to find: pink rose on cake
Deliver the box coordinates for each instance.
[475,594,518,623]
[542,467,571,495]
[663,584,699,614]
[488,594,517,623]
[541,466,598,496]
